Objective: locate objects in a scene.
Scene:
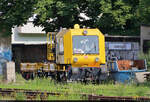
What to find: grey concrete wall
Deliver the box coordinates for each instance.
[3,61,15,83]
[0,33,11,75]
[141,26,150,40]
[140,25,150,52]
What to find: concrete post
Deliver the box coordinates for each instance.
[3,61,16,83]
[140,26,143,52]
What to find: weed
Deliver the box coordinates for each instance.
[0,73,150,100]
[15,92,26,100]
[138,50,150,70]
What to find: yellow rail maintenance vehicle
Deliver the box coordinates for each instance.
[20,24,106,82]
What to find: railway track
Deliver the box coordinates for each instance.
[86,94,150,101]
[0,88,150,101]
[0,88,60,100]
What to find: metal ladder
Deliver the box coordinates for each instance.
[47,32,55,61]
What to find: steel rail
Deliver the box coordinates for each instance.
[0,88,150,101]
[87,94,150,101]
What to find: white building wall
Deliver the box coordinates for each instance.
[11,22,48,45]
[17,22,45,34]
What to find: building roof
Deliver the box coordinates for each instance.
[105,35,140,38]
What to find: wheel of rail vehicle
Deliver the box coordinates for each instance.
[21,72,26,79]
[21,72,28,80]
[56,72,61,82]
[37,72,44,78]
[30,72,35,80]
[71,68,102,84]
[61,71,67,82]
[95,68,102,84]
[56,71,67,82]
[82,69,92,84]
[25,72,30,80]
[37,69,45,78]
[50,72,57,80]
[22,72,34,80]
[44,72,49,78]
[66,66,72,81]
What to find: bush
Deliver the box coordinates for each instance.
[139,50,150,71]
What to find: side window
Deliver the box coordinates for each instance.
[59,37,64,55]
[56,38,59,52]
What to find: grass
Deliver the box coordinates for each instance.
[47,94,82,100]
[15,92,26,100]
[0,95,15,100]
[0,73,150,100]
[139,50,150,71]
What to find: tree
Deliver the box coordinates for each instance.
[0,0,37,36]
[97,0,141,35]
[0,0,144,36]
[138,0,150,25]
[34,0,113,32]
[34,0,141,35]
[34,0,92,32]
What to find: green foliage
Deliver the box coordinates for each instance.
[139,51,150,70]
[99,0,132,29]
[138,0,150,25]
[0,0,37,36]
[33,0,142,35]
[34,0,90,32]
[98,0,141,35]
[0,0,150,36]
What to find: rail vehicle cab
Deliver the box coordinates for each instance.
[56,24,105,68]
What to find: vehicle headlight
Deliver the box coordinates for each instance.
[83,30,88,35]
[73,58,78,63]
[95,57,99,62]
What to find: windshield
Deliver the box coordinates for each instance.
[73,35,99,54]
